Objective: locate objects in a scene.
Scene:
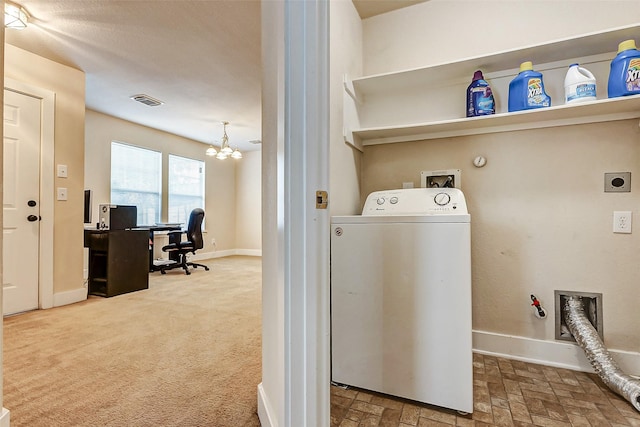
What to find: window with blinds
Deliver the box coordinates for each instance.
[168,154,205,225]
[110,141,162,225]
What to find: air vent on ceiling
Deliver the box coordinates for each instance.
[249,139,262,145]
[130,94,164,107]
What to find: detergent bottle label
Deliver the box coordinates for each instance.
[469,86,494,115]
[527,78,550,107]
[568,83,596,102]
[625,58,640,91]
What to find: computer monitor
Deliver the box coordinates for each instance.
[98,204,137,230]
[84,189,92,224]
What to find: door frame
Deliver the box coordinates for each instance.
[283,1,330,424]
[258,1,330,425]
[4,78,55,310]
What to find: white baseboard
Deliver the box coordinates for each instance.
[52,287,87,307]
[257,382,276,427]
[193,250,236,260]
[236,249,262,257]
[0,408,10,427]
[193,249,262,260]
[473,330,640,376]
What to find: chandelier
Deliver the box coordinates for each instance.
[206,121,242,160]
[5,1,29,29]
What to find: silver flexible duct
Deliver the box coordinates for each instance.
[564,296,640,412]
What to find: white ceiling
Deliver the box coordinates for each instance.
[5,1,424,152]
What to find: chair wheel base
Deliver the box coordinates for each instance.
[156,260,209,275]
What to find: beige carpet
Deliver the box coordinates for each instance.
[3,256,262,427]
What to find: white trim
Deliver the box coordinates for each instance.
[4,78,55,310]
[260,2,286,425]
[473,330,640,375]
[235,249,262,257]
[0,408,10,427]
[53,287,87,308]
[257,382,276,427]
[284,1,331,424]
[191,250,235,260]
[190,249,262,261]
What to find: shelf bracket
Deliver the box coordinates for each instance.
[343,74,360,104]
[343,126,363,153]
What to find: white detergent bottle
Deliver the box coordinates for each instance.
[564,63,597,104]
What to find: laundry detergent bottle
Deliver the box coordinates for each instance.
[564,63,597,104]
[466,70,495,117]
[608,39,640,98]
[508,61,551,112]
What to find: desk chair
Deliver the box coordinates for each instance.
[159,208,210,275]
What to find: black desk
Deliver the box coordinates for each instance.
[84,229,149,297]
[138,224,183,272]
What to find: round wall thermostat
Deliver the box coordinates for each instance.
[473,156,487,168]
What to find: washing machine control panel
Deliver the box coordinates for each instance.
[362,188,467,215]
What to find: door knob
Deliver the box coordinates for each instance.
[27,215,39,222]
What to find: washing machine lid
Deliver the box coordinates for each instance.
[362,188,468,216]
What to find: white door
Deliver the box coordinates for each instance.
[3,89,42,315]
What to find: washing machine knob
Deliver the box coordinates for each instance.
[376,197,385,205]
[434,192,451,206]
[390,197,398,204]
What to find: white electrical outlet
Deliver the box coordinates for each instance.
[613,211,632,234]
[57,164,68,178]
[57,187,68,201]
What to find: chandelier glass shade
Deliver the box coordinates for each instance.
[5,1,29,29]
[205,121,242,160]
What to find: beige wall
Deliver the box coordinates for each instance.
[357,3,640,354]
[363,121,640,351]
[5,44,85,294]
[235,150,261,252]
[362,0,640,75]
[84,110,246,255]
[0,11,4,410]
[329,0,363,216]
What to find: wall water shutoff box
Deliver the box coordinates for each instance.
[420,169,461,189]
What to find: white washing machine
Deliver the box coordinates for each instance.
[330,187,472,413]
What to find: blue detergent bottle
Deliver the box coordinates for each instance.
[608,39,640,98]
[466,70,495,117]
[508,61,551,112]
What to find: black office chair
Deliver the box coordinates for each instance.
[159,208,210,275]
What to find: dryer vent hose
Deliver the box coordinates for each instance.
[564,296,640,412]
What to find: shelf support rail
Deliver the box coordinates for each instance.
[342,74,364,152]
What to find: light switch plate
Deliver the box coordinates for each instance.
[57,187,68,201]
[57,164,68,178]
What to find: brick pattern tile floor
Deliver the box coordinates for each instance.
[331,353,640,426]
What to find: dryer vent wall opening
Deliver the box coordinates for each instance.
[554,290,602,342]
[563,296,640,412]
